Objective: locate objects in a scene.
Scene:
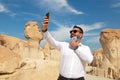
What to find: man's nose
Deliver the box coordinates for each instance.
[71,31,75,34]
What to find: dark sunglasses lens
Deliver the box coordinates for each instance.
[70,30,78,33]
[73,30,77,33]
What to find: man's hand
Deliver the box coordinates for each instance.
[70,39,79,49]
[42,16,49,32]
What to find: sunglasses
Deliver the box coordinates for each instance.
[70,30,81,33]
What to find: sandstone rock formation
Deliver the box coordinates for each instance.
[1,21,118,80]
[0,21,60,80]
[0,34,27,50]
[0,45,21,74]
[89,29,120,79]
[23,21,44,59]
[43,42,60,60]
[24,22,43,48]
[0,22,45,59]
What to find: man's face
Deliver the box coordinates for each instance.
[70,28,83,39]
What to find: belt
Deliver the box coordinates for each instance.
[58,75,85,80]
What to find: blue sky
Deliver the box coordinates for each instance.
[0,0,120,51]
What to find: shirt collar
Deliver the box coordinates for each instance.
[78,43,82,46]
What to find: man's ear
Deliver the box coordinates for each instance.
[80,34,83,39]
[78,34,83,39]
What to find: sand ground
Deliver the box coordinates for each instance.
[85,74,115,80]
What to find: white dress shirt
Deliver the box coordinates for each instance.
[44,31,93,78]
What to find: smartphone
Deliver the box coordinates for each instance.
[45,12,50,19]
[72,36,77,41]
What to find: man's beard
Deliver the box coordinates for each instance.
[70,35,74,38]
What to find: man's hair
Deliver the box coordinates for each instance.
[73,25,83,34]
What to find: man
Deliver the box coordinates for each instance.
[42,16,93,80]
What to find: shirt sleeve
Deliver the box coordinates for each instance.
[44,31,61,50]
[74,45,93,63]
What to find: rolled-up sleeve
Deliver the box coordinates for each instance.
[74,45,93,63]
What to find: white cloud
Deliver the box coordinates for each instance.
[21,12,42,20]
[85,32,99,36]
[22,12,41,17]
[0,3,16,17]
[77,22,104,32]
[47,22,102,51]
[112,2,120,8]
[49,20,104,42]
[48,22,103,51]
[0,3,9,12]
[86,36,100,44]
[50,20,72,41]
[36,0,83,14]
[85,36,102,51]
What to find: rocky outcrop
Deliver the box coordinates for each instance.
[24,22,43,48]
[100,29,120,68]
[89,29,120,79]
[0,21,60,80]
[0,34,27,50]
[0,22,45,59]
[0,58,59,80]
[2,21,119,80]
[0,45,21,74]
[43,42,60,60]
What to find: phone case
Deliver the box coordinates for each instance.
[72,37,77,41]
[45,12,50,19]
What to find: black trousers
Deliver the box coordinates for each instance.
[57,75,85,80]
